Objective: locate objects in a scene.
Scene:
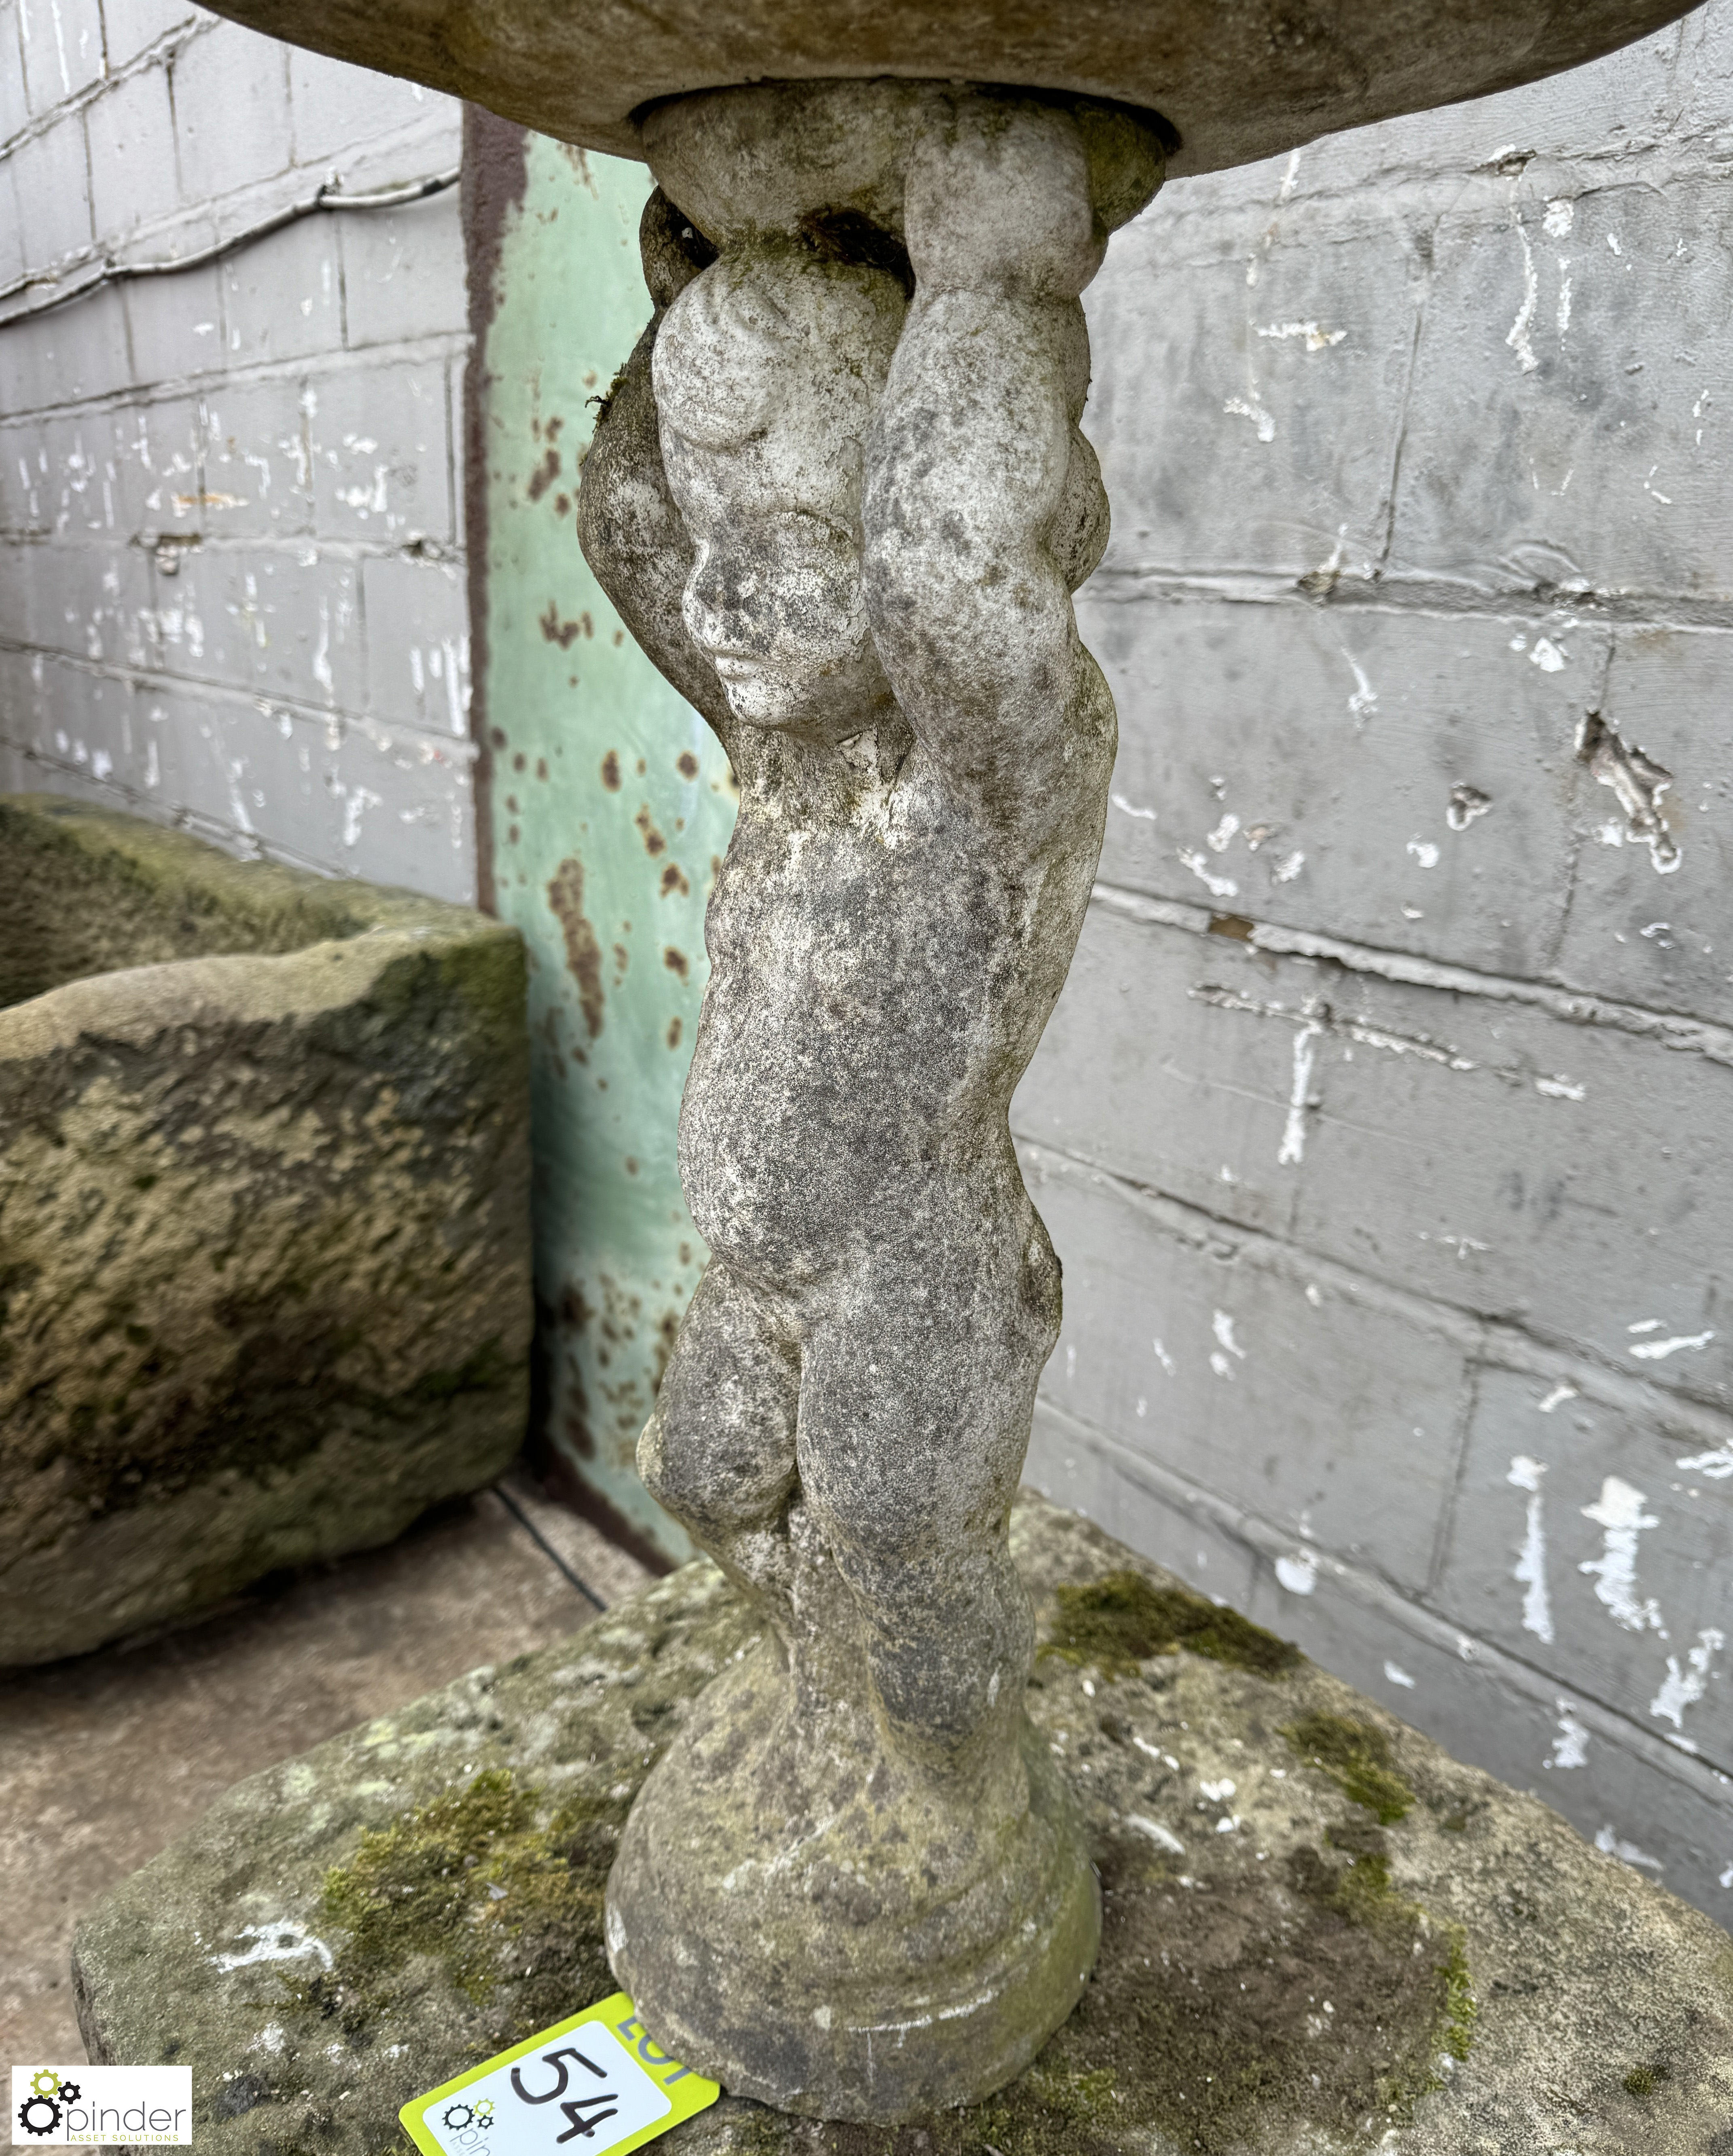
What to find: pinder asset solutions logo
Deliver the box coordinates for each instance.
[11,2066,193,2146]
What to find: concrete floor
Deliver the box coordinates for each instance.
[0,1469,650,2063]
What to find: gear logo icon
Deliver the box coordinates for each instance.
[441,2103,475,2132]
[18,2069,81,2137]
[17,2093,61,2138]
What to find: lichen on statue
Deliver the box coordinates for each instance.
[577,79,1164,2123]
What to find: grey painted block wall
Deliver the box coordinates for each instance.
[1017,1,1733,1916]
[0,0,474,899]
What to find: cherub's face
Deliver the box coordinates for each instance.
[654,251,905,736]
[661,442,881,733]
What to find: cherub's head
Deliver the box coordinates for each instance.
[653,247,906,735]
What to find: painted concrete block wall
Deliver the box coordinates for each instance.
[1020,2,1733,1913]
[0,0,475,899]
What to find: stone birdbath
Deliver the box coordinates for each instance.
[147,0,1705,2130]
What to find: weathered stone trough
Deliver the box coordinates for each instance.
[0,795,532,1666]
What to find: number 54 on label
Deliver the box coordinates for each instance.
[400,1992,720,2156]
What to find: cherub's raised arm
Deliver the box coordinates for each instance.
[577,193,738,747]
[862,101,1148,812]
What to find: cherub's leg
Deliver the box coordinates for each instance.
[638,1260,800,1628]
[795,1193,1064,1767]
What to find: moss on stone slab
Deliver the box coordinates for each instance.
[1282,1709,1415,1824]
[319,1768,618,2043]
[956,1840,1471,2155]
[1042,1568,1303,1680]
[689,1807,1476,2156]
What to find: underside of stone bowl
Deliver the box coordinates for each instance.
[185,0,1697,178]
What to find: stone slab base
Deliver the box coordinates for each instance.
[75,1494,1733,2153]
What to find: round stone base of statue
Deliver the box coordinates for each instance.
[604,1638,1101,2121]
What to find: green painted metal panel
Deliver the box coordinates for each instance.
[475,133,734,1563]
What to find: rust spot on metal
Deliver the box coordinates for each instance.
[676,750,699,779]
[659,861,691,897]
[667,1016,683,1050]
[526,446,561,500]
[461,103,528,920]
[547,857,606,1038]
[540,1005,568,1083]
[635,805,667,856]
[513,751,527,772]
[601,751,622,790]
[663,946,689,981]
[540,602,591,648]
[1208,912,1256,941]
[625,1156,640,1175]
[612,943,629,975]
[653,1307,681,1389]
[555,493,571,517]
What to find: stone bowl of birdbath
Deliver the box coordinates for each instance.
[169,0,1708,2131]
[174,0,1696,173]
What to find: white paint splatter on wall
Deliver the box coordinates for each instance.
[1595,1824,1663,1874]
[1547,1704,1589,1770]
[1508,1454,1555,1644]
[1178,847,1238,899]
[1278,1005,1324,1168]
[1629,1329,1714,1362]
[1506,212,1541,374]
[1223,396,1276,442]
[1578,1477,1664,1634]
[1210,1310,1247,1381]
[1675,1444,1733,1480]
[1650,1628,1724,1737]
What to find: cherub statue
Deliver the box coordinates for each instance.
[578,78,1163,2121]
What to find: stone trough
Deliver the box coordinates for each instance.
[74,1496,1733,2153]
[0,795,532,1666]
